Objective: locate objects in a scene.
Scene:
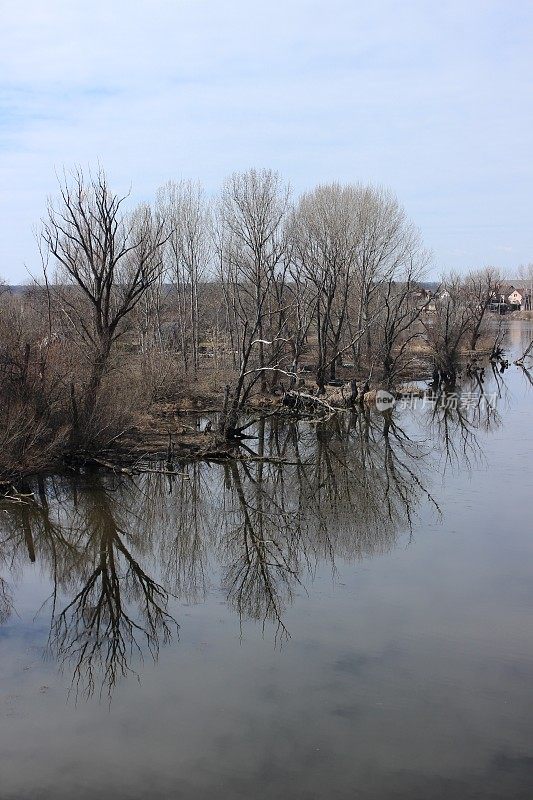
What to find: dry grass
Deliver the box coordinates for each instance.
[0,400,69,483]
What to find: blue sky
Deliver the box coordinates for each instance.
[1,0,532,281]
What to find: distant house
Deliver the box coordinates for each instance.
[507,288,523,310]
[504,283,533,311]
[489,284,532,312]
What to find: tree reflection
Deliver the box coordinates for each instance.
[424,379,502,467]
[221,459,302,640]
[0,475,178,699]
[138,464,211,604]
[0,575,12,624]
[51,476,178,698]
[0,395,497,694]
[216,411,440,638]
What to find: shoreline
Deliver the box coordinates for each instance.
[0,329,526,489]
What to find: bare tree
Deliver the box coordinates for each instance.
[290,184,358,390]
[352,184,420,363]
[158,180,210,372]
[517,262,533,311]
[423,276,472,388]
[42,168,167,422]
[285,255,315,373]
[132,266,167,354]
[463,266,502,350]
[374,254,430,388]
[216,168,291,435]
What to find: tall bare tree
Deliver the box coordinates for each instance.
[374,254,430,388]
[216,168,290,434]
[42,169,167,422]
[423,276,472,388]
[463,266,502,350]
[352,184,420,362]
[158,180,210,372]
[290,184,358,390]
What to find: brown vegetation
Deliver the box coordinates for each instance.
[0,167,510,482]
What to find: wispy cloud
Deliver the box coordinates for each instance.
[1,0,533,279]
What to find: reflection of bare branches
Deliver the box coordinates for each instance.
[301,410,437,537]
[517,363,533,389]
[0,478,85,623]
[49,479,177,699]
[222,460,300,641]
[0,475,181,699]
[0,395,497,678]
[424,383,500,468]
[152,464,210,602]
[217,411,440,640]
[515,337,533,365]
[0,575,12,623]
[380,414,441,525]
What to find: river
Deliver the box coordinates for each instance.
[1,320,532,799]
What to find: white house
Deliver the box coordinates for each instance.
[507,288,524,309]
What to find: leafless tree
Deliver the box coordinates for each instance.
[216,168,291,434]
[290,184,359,390]
[463,266,502,350]
[517,262,533,310]
[423,276,472,388]
[158,180,211,372]
[285,257,315,373]
[42,168,167,422]
[374,254,430,388]
[352,184,420,362]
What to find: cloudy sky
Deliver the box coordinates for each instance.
[1,0,532,281]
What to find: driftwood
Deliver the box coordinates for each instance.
[0,488,35,505]
[202,453,303,465]
[227,408,281,438]
[282,378,378,414]
[283,390,346,414]
[87,456,134,474]
[72,453,189,478]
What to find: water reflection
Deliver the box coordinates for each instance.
[424,382,502,466]
[0,368,518,698]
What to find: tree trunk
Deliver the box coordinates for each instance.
[84,337,112,420]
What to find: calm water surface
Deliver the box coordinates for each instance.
[1,321,533,800]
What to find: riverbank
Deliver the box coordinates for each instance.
[0,325,524,487]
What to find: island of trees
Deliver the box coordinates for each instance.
[0,166,526,483]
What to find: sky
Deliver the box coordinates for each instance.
[1,0,532,282]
